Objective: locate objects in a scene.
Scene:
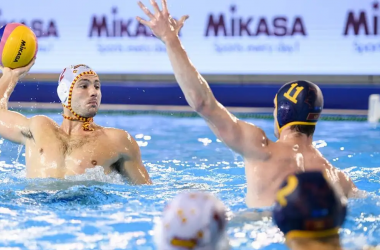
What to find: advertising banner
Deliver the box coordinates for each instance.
[0,0,379,74]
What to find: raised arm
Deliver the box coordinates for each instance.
[0,59,36,145]
[136,0,269,158]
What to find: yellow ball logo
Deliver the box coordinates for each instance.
[0,23,38,69]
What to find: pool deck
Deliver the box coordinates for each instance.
[6,80,379,116]
[8,102,369,116]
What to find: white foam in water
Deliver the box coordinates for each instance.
[64,166,126,185]
[0,161,26,180]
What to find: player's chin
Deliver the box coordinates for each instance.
[85,107,98,117]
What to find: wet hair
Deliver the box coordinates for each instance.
[290,124,316,137]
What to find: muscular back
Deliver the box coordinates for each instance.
[244,139,355,208]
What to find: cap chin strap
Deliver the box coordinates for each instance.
[62,107,94,131]
[285,227,339,240]
[274,94,317,135]
[62,71,96,131]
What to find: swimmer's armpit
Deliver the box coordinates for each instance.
[0,74,32,145]
[21,129,35,141]
[0,109,31,145]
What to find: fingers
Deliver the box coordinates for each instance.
[136,16,150,27]
[161,0,168,14]
[16,57,36,78]
[138,1,155,20]
[150,0,161,15]
[178,15,189,28]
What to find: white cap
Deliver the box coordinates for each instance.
[57,64,97,106]
[154,191,230,250]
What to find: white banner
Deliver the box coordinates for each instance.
[0,0,379,74]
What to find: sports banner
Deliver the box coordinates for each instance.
[0,0,378,74]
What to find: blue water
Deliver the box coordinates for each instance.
[0,112,379,250]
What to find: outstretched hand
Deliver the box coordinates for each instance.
[0,57,36,80]
[136,0,188,43]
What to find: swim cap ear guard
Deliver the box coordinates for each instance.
[273,172,347,240]
[57,64,98,131]
[275,80,324,134]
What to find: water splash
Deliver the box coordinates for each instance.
[64,166,126,185]
[0,115,378,249]
[15,145,24,163]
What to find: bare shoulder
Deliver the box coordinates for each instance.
[103,128,142,162]
[239,119,269,139]
[30,115,56,124]
[29,115,59,130]
[103,127,137,147]
[236,119,273,158]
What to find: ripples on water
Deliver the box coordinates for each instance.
[0,115,378,249]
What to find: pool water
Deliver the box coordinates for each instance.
[0,112,379,250]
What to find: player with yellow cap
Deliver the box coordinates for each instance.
[136,0,358,207]
[273,171,347,250]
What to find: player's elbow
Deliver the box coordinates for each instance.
[184,90,213,113]
[193,98,216,116]
[193,98,206,113]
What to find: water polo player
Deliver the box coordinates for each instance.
[273,171,347,250]
[154,191,230,250]
[0,61,151,183]
[136,0,358,207]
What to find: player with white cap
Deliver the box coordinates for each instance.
[0,59,151,183]
[154,191,230,250]
[57,64,99,131]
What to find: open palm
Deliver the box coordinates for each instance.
[136,0,188,43]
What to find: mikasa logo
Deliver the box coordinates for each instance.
[13,40,26,63]
[0,10,58,38]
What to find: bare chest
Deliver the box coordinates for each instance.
[25,129,119,178]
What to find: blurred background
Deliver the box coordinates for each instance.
[1,0,379,116]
